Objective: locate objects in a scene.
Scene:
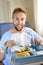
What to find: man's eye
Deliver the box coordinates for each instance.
[21,18,24,21]
[16,18,19,20]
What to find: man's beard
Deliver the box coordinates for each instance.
[14,26,24,31]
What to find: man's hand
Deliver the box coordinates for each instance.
[0,40,15,61]
[0,52,4,61]
[34,38,42,45]
[4,40,16,47]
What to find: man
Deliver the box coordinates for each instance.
[0,8,43,65]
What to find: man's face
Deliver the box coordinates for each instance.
[12,12,27,31]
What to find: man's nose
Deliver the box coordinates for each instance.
[18,20,22,24]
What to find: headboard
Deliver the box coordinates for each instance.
[0,22,29,39]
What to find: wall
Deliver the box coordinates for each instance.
[37,0,43,36]
[25,0,35,29]
[9,0,26,21]
[0,0,9,22]
[34,0,43,36]
[0,0,4,22]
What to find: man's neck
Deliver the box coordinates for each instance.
[14,27,24,33]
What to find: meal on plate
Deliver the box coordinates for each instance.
[16,51,30,58]
[22,46,31,51]
[11,46,33,58]
[14,46,32,52]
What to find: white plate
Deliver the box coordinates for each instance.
[10,46,33,53]
[37,50,43,55]
[10,46,25,52]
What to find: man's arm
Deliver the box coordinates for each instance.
[0,40,15,61]
[0,45,7,61]
[30,28,43,45]
[26,27,43,44]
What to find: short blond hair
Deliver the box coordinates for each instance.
[12,8,27,18]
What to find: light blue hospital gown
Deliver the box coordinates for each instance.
[0,27,43,65]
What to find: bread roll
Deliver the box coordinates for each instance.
[16,51,30,58]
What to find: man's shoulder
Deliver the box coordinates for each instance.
[2,29,14,37]
[25,27,32,31]
[8,28,14,34]
[9,29,13,32]
[25,27,34,34]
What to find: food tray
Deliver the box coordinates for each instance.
[10,46,43,64]
[11,52,43,63]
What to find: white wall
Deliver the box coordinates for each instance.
[9,0,26,21]
[37,0,43,36]
[0,0,11,23]
[34,0,43,36]
[25,0,35,29]
[0,0,4,22]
